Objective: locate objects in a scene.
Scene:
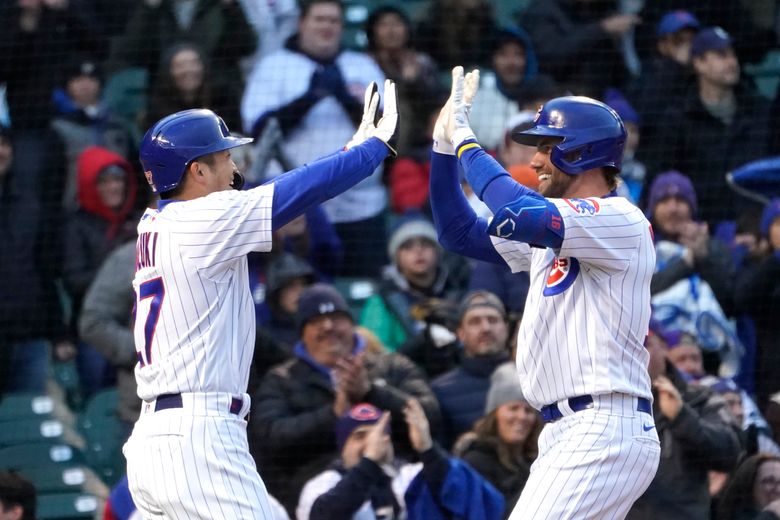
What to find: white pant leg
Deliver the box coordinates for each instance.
[125,410,274,519]
[509,406,660,520]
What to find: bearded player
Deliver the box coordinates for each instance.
[123,81,397,518]
[429,67,660,519]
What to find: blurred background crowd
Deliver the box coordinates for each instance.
[1,0,780,518]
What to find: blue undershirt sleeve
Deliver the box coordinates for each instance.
[429,151,505,264]
[457,141,565,249]
[270,138,388,230]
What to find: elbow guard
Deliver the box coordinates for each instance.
[488,194,565,249]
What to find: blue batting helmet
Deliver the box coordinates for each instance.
[140,109,253,193]
[512,96,626,175]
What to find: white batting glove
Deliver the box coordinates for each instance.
[345,79,398,156]
[450,66,480,149]
[432,66,479,155]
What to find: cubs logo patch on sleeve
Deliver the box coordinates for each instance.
[564,198,601,215]
[543,257,580,296]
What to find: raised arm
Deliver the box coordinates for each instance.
[445,66,564,249]
[428,69,504,264]
[270,80,398,229]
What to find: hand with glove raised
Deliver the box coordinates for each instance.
[432,66,480,155]
[345,79,399,156]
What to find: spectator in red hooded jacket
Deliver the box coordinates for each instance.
[63,145,140,396]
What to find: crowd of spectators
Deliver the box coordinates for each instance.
[2,0,780,518]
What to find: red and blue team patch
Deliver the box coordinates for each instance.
[543,257,580,296]
[564,198,601,215]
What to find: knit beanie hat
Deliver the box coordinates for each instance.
[485,362,526,414]
[335,403,383,453]
[386,213,439,261]
[760,198,780,238]
[296,283,352,329]
[646,171,698,218]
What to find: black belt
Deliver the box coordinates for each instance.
[540,395,652,423]
[153,393,245,418]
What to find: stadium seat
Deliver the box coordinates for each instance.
[0,417,65,447]
[0,393,55,422]
[37,492,99,520]
[333,277,378,316]
[79,388,125,487]
[18,465,90,494]
[0,442,87,471]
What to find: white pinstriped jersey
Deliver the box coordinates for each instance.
[132,184,274,401]
[490,196,655,409]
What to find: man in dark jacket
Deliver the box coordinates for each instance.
[648,27,769,226]
[734,198,780,410]
[627,321,742,520]
[249,283,441,514]
[430,291,510,449]
[522,0,639,96]
[0,127,69,396]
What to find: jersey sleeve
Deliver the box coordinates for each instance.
[163,184,275,272]
[489,235,533,273]
[553,197,650,272]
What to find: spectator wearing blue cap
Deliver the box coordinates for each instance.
[648,26,770,227]
[735,198,780,411]
[249,282,441,514]
[627,10,698,153]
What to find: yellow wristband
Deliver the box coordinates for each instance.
[457,142,480,159]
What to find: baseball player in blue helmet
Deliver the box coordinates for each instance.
[124,81,397,519]
[140,109,253,194]
[429,67,659,519]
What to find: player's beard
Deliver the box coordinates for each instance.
[539,169,576,199]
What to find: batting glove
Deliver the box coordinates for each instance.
[345,79,398,156]
[450,66,480,149]
[432,66,479,155]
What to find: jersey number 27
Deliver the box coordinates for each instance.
[135,277,165,367]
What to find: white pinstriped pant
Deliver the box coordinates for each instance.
[123,392,274,519]
[509,393,661,520]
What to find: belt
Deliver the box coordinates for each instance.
[540,395,652,423]
[153,393,246,418]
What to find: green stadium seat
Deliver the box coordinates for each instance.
[333,277,378,316]
[0,442,87,471]
[79,388,125,487]
[0,393,55,422]
[103,67,148,132]
[0,417,65,447]
[18,465,91,494]
[37,492,99,520]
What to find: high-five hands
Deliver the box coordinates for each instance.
[345,79,398,156]
[432,66,480,155]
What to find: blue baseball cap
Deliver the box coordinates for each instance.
[691,27,733,58]
[657,10,700,37]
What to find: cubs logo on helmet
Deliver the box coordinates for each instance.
[544,257,580,296]
[564,198,601,215]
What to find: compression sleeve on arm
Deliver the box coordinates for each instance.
[457,140,565,249]
[429,151,505,264]
[270,138,388,229]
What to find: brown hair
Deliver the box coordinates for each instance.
[462,407,541,472]
[716,453,780,520]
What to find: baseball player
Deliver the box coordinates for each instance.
[122,80,397,519]
[428,67,660,519]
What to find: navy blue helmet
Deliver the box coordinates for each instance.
[140,109,252,193]
[512,96,626,175]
